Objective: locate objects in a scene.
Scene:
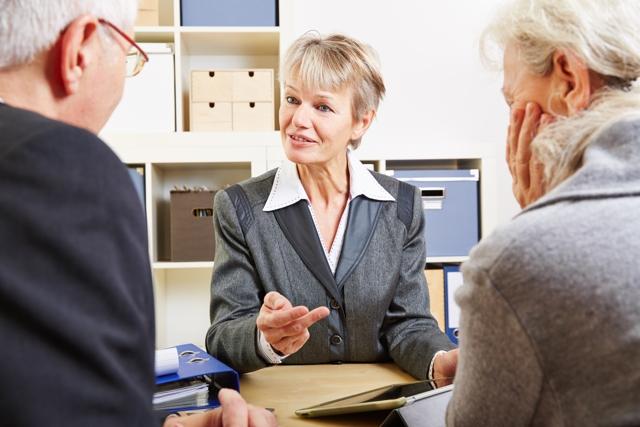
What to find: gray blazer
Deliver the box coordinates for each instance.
[447,119,640,425]
[206,170,454,377]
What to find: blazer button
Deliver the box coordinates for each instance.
[330,334,343,345]
[329,299,340,310]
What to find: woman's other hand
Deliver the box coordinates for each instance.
[507,102,553,208]
[256,291,330,356]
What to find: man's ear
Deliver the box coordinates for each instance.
[59,15,99,95]
[351,110,375,141]
[549,49,592,116]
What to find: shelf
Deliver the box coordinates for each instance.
[426,256,469,264]
[135,26,175,43]
[153,261,214,269]
[151,161,252,263]
[180,28,280,56]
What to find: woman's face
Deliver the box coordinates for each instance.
[279,78,366,166]
[502,43,557,115]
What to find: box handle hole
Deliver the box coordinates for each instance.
[421,188,445,199]
[193,208,213,217]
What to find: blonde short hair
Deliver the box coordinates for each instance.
[481,0,640,189]
[281,32,386,149]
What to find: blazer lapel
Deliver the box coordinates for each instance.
[335,196,383,288]
[272,201,343,305]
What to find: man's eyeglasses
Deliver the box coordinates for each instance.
[98,18,149,77]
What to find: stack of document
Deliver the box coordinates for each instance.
[153,343,240,412]
[154,378,212,411]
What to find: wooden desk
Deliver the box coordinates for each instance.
[240,364,415,427]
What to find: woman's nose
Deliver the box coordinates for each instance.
[292,103,311,128]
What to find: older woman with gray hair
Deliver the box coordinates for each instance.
[448,0,640,424]
[206,33,457,381]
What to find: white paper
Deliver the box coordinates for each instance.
[155,347,179,377]
[446,271,464,328]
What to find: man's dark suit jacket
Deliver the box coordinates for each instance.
[0,103,156,425]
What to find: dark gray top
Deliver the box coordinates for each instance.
[206,169,454,377]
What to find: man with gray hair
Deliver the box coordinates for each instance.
[0,1,275,426]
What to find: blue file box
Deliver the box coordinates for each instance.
[181,0,278,26]
[390,169,480,258]
[443,265,463,345]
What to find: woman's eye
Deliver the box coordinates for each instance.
[285,96,298,104]
[317,104,332,113]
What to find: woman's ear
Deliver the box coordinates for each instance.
[59,15,99,95]
[549,49,592,116]
[351,110,375,141]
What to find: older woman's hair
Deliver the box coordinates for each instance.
[0,0,137,69]
[481,0,640,189]
[281,32,386,149]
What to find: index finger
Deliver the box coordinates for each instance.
[507,107,525,177]
[515,102,542,189]
[263,305,309,328]
[291,306,331,330]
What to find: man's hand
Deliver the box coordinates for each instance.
[433,349,458,388]
[507,102,553,208]
[256,291,330,356]
[163,389,277,427]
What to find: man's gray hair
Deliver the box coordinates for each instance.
[0,0,138,69]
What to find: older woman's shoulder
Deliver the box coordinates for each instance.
[464,202,573,278]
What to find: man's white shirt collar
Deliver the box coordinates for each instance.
[263,150,394,212]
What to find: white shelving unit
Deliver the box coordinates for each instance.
[103,0,502,349]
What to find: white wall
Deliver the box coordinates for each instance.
[281,0,520,230]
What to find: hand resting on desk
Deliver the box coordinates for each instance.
[257,291,330,356]
[163,389,277,427]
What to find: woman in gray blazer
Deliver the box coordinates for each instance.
[447,0,640,424]
[206,33,456,380]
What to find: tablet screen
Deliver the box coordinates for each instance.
[311,380,434,409]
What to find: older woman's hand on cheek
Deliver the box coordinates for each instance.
[257,291,330,356]
[163,389,277,427]
[507,102,553,208]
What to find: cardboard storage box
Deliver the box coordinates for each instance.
[232,102,274,131]
[103,43,175,132]
[389,169,480,258]
[170,190,216,261]
[136,0,160,26]
[191,102,233,131]
[190,69,274,131]
[191,70,273,102]
[181,0,278,26]
[232,71,274,101]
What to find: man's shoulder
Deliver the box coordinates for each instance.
[0,104,108,161]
